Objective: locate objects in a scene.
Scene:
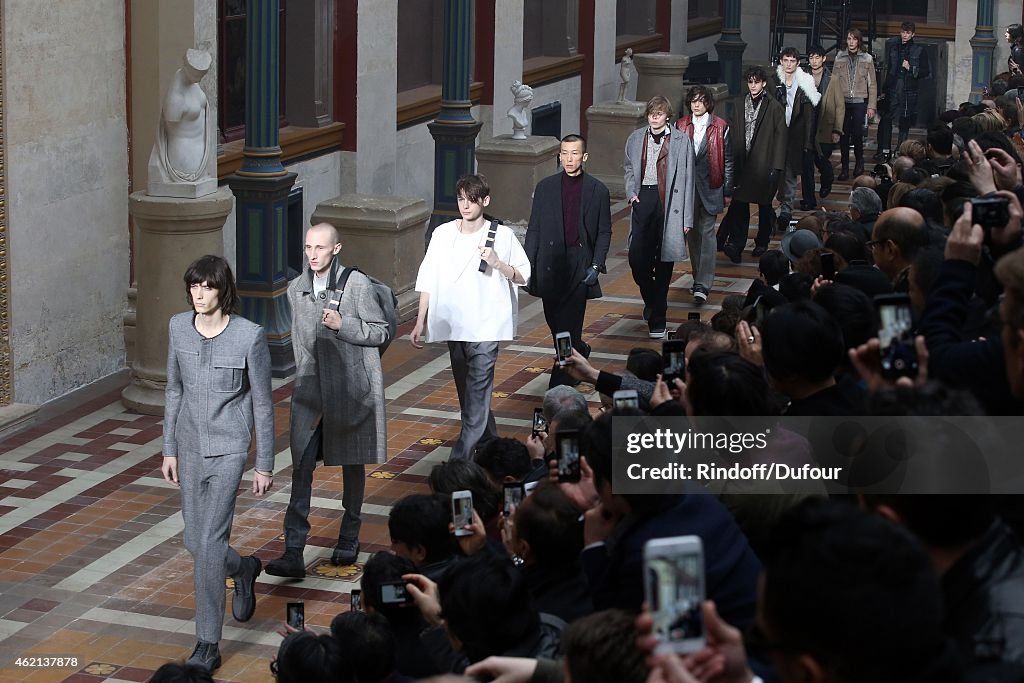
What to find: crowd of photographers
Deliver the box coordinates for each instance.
[150,61,1024,683]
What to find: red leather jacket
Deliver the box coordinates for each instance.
[677,115,727,190]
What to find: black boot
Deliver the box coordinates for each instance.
[331,539,361,566]
[265,548,305,578]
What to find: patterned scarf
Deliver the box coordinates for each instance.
[744,94,764,151]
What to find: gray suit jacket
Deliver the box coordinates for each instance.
[163,313,275,472]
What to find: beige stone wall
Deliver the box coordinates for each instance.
[5,0,130,404]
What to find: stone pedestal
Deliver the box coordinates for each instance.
[634,52,690,115]
[476,135,560,224]
[122,188,234,415]
[584,101,646,199]
[312,195,432,322]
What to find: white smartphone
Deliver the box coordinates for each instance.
[555,331,572,367]
[643,536,705,654]
[451,490,474,537]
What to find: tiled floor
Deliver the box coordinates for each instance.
[0,177,855,682]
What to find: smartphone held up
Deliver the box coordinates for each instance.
[644,536,705,654]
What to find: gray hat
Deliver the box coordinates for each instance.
[780,229,823,263]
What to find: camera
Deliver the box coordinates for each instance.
[970,196,1010,230]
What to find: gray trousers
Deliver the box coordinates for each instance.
[180,451,246,644]
[776,166,799,215]
[686,200,719,290]
[448,341,499,461]
[283,423,365,550]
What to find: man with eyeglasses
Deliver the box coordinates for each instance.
[525,134,612,387]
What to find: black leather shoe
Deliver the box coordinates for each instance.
[819,182,832,198]
[752,245,769,258]
[837,170,850,181]
[265,548,305,578]
[722,245,742,264]
[187,641,221,673]
[232,555,261,622]
[799,202,817,212]
[332,540,360,566]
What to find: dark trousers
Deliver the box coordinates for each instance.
[447,341,499,461]
[839,101,868,174]
[283,422,365,550]
[629,186,674,329]
[542,255,590,388]
[719,200,774,250]
[802,145,835,204]
[877,109,911,154]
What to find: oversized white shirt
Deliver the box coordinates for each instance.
[415,219,532,342]
[692,112,710,151]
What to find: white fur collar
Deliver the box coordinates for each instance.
[776,65,822,107]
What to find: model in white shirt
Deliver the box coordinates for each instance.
[411,175,531,460]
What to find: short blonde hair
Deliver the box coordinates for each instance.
[972,110,1008,133]
[897,140,928,163]
[645,95,675,120]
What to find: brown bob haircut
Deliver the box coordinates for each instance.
[184,254,239,315]
[454,174,491,204]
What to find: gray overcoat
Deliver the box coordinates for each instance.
[287,263,389,467]
[623,125,696,261]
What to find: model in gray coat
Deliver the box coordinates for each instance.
[266,223,390,578]
[162,255,274,673]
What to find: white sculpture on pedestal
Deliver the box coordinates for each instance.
[617,48,634,103]
[507,80,535,140]
[148,49,218,198]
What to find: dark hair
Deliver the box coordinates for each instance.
[825,231,869,264]
[951,116,977,145]
[744,65,769,83]
[330,611,396,683]
[360,552,422,627]
[625,347,663,382]
[148,663,214,683]
[763,500,944,683]
[438,553,539,663]
[1008,23,1024,46]
[899,188,944,227]
[1008,74,1024,90]
[274,630,350,683]
[563,609,648,683]
[455,174,490,204]
[475,437,532,482]
[710,308,741,338]
[807,44,826,57]
[759,249,790,286]
[974,131,1024,166]
[909,248,945,302]
[561,133,587,152]
[688,327,738,355]
[671,320,709,345]
[990,80,1009,98]
[812,284,875,353]
[926,124,953,155]
[428,459,501,522]
[685,85,716,113]
[761,301,845,383]
[183,255,239,315]
[514,482,584,565]
[780,46,800,61]
[686,351,779,416]
[861,494,996,549]
[778,271,813,302]
[388,494,457,565]
[900,21,916,33]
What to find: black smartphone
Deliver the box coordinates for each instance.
[874,294,919,380]
[613,389,639,410]
[503,482,524,515]
[532,408,547,437]
[378,581,414,606]
[662,339,686,385]
[350,589,362,612]
[820,251,835,280]
[287,601,305,629]
[556,429,581,483]
[971,196,1010,230]
[687,312,701,321]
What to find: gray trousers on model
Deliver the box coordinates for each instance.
[180,451,246,644]
[776,166,799,216]
[283,423,365,550]
[686,200,720,290]
[448,340,499,461]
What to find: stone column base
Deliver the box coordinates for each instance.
[0,403,40,441]
[476,135,560,225]
[585,101,646,200]
[634,52,690,115]
[122,187,234,415]
[312,194,432,322]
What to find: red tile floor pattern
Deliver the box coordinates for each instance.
[0,172,857,682]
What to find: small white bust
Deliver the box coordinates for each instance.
[507,80,534,140]
[617,48,634,103]
[148,49,218,198]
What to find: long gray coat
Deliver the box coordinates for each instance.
[288,263,389,467]
[623,125,695,261]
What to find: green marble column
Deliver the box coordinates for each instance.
[226,0,298,375]
[715,0,746,97]
[970,0,997,103]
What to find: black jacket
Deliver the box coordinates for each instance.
[882,36,930,120]
[730,93,788,205]
[525,172,612,299]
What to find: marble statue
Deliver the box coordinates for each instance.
[148,49,218,198]
[617,48,634,103]
[507,80,535,140]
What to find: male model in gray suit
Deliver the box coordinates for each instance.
[162,255,274,673]
[265,223,390,578]
[624,95,695,336]
[676,85,734,304]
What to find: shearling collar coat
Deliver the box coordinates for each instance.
[775,65,822,169]
[287,261,390,466]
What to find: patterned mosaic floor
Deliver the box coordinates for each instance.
[0,176,856,682]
